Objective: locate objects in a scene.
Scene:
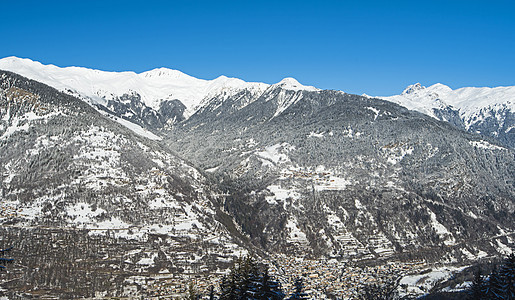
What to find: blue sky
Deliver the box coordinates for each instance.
[1,0,514,95]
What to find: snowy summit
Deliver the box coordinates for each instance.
[0,57,316,117]
[272,77,319,92]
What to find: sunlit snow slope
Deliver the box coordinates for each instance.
[379,83,515,147]
[0,57,317,118]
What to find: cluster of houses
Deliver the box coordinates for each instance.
[143,253,427,299]
[270,255,427,298]
[0,204,19,219]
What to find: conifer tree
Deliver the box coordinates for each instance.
[0,246,13,270]
[288,278,309,300]
[500,253,515,299]
[220,274,239,299]
[183,282,201,300]
[253,269,285,300]
[484,267,503,299]
[208,285,215,300]
[219,255,285,300]
[468,268,485,300]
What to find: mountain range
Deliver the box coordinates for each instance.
[1,56,512,149]
[0,57,513,298]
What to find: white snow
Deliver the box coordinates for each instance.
[66,202,106,224]
[148,197,180,209]
[98,110,162,140]
[2,56,512,137]
[314,175,351,191]
[467,211,478,219]
[0,110,61,140]
[308,131,325,138]
[366,106,380,120]
[427,209,455,245]
[379,82,515,127]
[265,185,300,204]
[469,140,505,151]
[399,266,468,296]
[270,90,304,118]
[342,126,362,138]
[256,143,294,165]
[205,166,220,173]
[354,199,364,210]
[95,217,131,229]
[285,217,308,244]
[381,143,414,165]
[0,56,267,116]
[0,116,29,139]
[271,77,318,92]
[137,252,158,265]
[495,239,512,255]
[477,249,488,258]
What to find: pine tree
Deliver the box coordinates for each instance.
[219,255,285,300]
[0,246,13,270]
[208,285,216,300]
[288,278,309,300]
[220,274,239,300]
[183,282,201,300]
[500,253,515,300]
[468,268,485,300]
[253,269,285,300]
[220,256,257,300]
[484,267,503,299]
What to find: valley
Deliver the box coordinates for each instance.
[0,58,513,298]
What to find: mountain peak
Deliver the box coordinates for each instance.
[140,67,193,80]
[273,77,318,92]
[402,83,425,95]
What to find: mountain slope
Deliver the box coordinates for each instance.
[166,85,515,261]
[0,57,268,129]
[0,57,317,132]
[1,58,514,296]
[0,71,246,298]
[380,83,515,148]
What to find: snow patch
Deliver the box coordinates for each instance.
[266,185,300,204]
[285,217,308,244]
[428,209,455,245]
[98,109,161,140]
[399,266,468,297]
[205,166,219,173]
[66,202,106,224]
[256,143,294,165]
[469,140,505,151]
[308,131,324,138]
[366,106,380,120]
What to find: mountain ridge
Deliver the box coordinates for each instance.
[379,82,515,148]
[0,56,316,114]
[1,56,513,149]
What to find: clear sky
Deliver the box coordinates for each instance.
[1,0,514,95]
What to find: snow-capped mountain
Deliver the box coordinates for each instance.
[0,56,268,113]
[0,71,248,298]
[166,84,514,261]
[379,83,515,148]
[2,57,513,149]
[1,57,514,298]
[0,57,317,131]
